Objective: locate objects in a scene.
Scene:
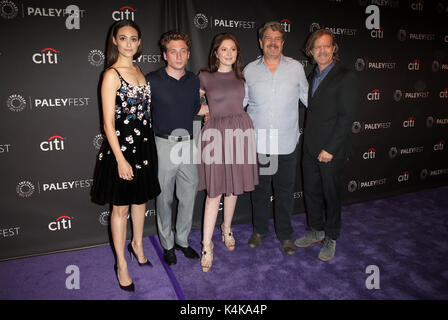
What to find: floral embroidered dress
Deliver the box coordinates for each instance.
[92,67,160,205]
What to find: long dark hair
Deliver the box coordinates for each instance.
[203,33,244,80]
[105,20,143,68]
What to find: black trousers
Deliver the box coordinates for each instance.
[251,146,298,241]
[302,150,347,240]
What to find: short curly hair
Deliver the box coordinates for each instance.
[159,30,191,53]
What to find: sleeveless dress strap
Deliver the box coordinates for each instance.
[108,67,123,80]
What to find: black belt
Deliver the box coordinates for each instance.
[155,133,193,142]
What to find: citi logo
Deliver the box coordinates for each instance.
[408,59,420,70]
[363,148,376,159]
[398,171,410,182]
[440,88,448,98]
[367,89,381,100]
[40,136,65,151]
[411,0,424,11]
[280,19,291,32]
[403,117,415,127]
[370,26,384,39]
[32,48,59,64]
[434,140,445,151]
[112,6,135,21]
[48,216,72,231]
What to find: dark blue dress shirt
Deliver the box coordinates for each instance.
[311,60,336,97]
[147,67,200,136]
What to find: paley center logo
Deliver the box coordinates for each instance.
[309,22,357,36]
[26,5,85,29]
[40,135,65,152]
[193,12,255,29]
[393,88,429,101]
[16,180,35,198]
[88,49,105,67]
[420,167,448,180]
[347,177,387,192]
[351,120,391,134]
[16,179,93,197]
[1,1,84,29]
[6,94,26,112]
[32,48,59,64]
[388,145,424,158]
[6,93,91,112]
[136,51,162,63]
[93,134,104,150]
[425,116,448,127]
[42,179,93,192]
[48,216,73,231]
[112,6,135,21]
[0,0,18,19]
[398,28,435,42]
[355,57,397,71]
[432,60,448,72]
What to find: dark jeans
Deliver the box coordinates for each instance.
[251,146,298,241]
[302,150,347,240]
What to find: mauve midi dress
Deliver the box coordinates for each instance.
[197,70,258,198]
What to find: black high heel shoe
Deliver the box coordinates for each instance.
[113,265,135,292]
[128,242,153,267]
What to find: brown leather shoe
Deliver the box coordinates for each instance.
[281,240,296,255]
[248,233,265,248]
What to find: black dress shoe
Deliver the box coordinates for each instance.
[174,244,200,259]
[128,243,153,267]
[114,265,135,292]
[248,233,265,248]
[163,248,177,265]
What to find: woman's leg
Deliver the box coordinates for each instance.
[111,205,132,286]
[130,203,148,263]
[202,194,222,245]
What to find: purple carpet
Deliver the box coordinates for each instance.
[1,186,447,300]
[0,236,178,300]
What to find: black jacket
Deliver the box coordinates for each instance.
[303,61,358,160]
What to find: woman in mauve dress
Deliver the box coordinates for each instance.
[197,33,258,272]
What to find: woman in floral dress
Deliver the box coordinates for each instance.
[92,20,160,291]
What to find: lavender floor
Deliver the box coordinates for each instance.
[1,186,447,300]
